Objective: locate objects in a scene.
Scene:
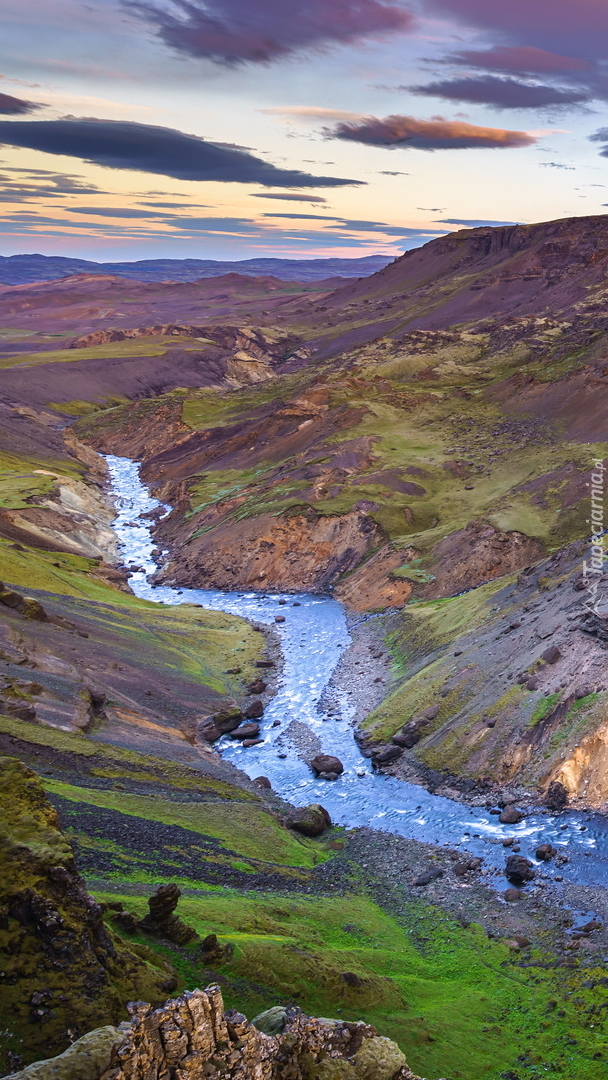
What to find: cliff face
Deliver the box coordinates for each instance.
[7,986,426,1080]
[0,757,175,1075]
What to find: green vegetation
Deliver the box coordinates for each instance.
[530,692,562,725]
[94,885,608,1080]
[44,778,328,868]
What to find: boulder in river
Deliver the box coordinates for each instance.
[286,803,332,837]
[252,775,272,789]
[505,855,535,886]
[310,754,344,776]
[544,780,569,811]
[499,806,524,825]
[535,843,557,861]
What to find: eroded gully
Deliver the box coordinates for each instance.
[105,454,608,895]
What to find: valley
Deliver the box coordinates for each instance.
[3,216,608,1080]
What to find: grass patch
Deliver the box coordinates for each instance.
[43,779,328,868]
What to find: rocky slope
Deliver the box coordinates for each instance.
[0,757,175,1073]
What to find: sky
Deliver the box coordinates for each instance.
[0,0,608,262]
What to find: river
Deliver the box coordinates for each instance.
[105,454,608,893]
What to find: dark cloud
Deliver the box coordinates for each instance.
[0,92,43,116]
[448,45,594,75]
[0,119,363,188]
[126,0,413,67]
[326,114,536,150]
[249,192,327,202]
[440,218,520,225]
[539,161,575,169]
[589,129,608,158]
[379,169,410,175]
[409,76,589,109]
[422,0,608,62]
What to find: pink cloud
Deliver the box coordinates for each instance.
[326,114,536,149]
[128,0,414,66]
[424,0,608,61]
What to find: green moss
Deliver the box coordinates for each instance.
[42,779,328,868]
[530,692,562,725]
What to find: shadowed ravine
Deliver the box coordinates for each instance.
[105,454,608,892]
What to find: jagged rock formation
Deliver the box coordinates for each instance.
[0,757,176,1074]
[7,986,432,1080]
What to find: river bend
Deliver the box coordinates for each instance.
[105,454,608,892]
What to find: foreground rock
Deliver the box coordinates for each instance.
[0,757,174,1074]
[8,986,431,1080]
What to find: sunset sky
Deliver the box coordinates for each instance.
[1,0,608,261]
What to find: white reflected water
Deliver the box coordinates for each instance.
[105,454,608,888]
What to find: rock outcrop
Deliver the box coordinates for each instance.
[0,757,175,1074]
[7,986,432,1080]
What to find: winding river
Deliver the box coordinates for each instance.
[106,454,608,894]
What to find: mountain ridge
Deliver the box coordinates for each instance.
[0,253,391,286]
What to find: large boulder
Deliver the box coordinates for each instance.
[286,804,332,838]
[372,745,403,765]
[505,854,535,886]
[544,780,569,811]
[310,754,344,776]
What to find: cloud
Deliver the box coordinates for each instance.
[0,166,102,201]
[379,169,410,175]
[440,217,520,225]
[249,192,327,202]
[138,200,212,208]
[448,45,594,75]
[539,161,575,169]
[0,119,363,187]
[325,114,536,150]
[409,76,589,109]
[589,129,608,157]
[0,91,43,115]
[422,0,608,63]
[126,0,414,67]
[262,106,361,121]
[69,206,171,217]
[262,211,432,236]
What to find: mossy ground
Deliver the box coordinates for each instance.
[92,883,608,1080]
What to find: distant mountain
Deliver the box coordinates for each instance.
[0,253,392,286]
